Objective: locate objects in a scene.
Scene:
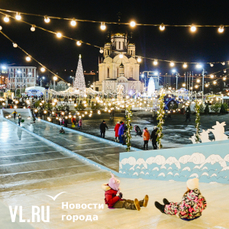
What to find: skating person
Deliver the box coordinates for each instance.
[18,113,22,126]
[118,121,125,144]
[114,122,120,142]
[78,118,82,129]
[102,173,149,211]
[143,127,150,150]
[100,120,108,138]
[12,110,17,120]
[155,178,207,221]
[151,126,158,149]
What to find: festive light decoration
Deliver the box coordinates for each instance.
[170,62,175,67]
[56,32,62,38]
[153,59,158,66]
[130,20,136,27]
[30,25,35,32]
[13,42,18,48]
[159,23,165,31]
[44,16,50,23]
[25,56,31,62]
[3,15,9,22]
[40,67,45,72]
[76,40,81,46]
[137,57,142,63]
[15,12,21,20]
[70,19,77,27]
[218,25,224,33]
[190,24,197,32]
[195,101,201,143]
[100,22,106,30]
[125,105,132,152]
[183,63,188,68]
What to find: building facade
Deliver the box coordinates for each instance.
[8,66,37,90]
[94,33,144,95]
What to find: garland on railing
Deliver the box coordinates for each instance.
[125,106,133,152]
[195,100,201,143]
[156,90,165,149]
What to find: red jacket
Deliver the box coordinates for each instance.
[143,129,150,141]
[102,184,120,208]
[114,123,120,137]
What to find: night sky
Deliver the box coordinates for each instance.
[0,0,229,82]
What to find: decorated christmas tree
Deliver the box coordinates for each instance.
[73,55,86,93]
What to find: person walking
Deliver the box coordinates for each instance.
[12,110,17,120]
[114,122,120,142]
[18,113,22,126]
[151,126,158,149]
[143,127,150,150]
[155,178,207,221]
[185,106,191,122]
[118,121,125,144]
[100,120,108,138]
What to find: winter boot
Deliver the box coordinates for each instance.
[154,201,165,213]
[134,199,141,211]
[163,198,170,205]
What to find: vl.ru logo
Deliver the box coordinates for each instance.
[9,206,50,223]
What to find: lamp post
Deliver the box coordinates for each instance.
[172,69,179,90]
[53,76,58,90]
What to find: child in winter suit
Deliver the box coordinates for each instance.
[154,178,207,221]
[102,174,149,211]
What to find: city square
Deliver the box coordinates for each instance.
[0,1,229,228]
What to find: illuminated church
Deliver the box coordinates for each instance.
[94,32,144,95]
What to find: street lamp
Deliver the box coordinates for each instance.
[196,64,206,96]
[172,69,179,90]
[53,75,58,90]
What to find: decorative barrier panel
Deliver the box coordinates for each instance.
[119,140,229,184]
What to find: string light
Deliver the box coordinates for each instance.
[137,57,142,63]
[25,56,31,62]
[13,43,18,48]
[213,81,217,85]
[3,15,9,23]
[30,25,36,32]
[56,32,62,38]
[210,74,214,78]
[40,67,46,72]
[99,48,103,54]
[190,24,197,32]
[196,79,201,83]
[210,63,214,67]
[76,40,81,46]
[183,63,188,68]
[221,62,225,65]
[170,62,175,67]
[218,25,224,33]
[44,16,50,23]
[70,19,77,27]
[15,12,21,21]
[153,59,158,66]
[130,20,136,28]
[159,23,165,31]
[0,26,2,30]
[100,22,106,30]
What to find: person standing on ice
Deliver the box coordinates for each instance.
[154,178,207,221]
[114,122,120,142]
[143,127,150,150]
[150,126,158,149]
[100,120,108,138]
[118,121,125,144]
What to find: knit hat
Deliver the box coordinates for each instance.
[186,178,199,190]
[108,173,120,191]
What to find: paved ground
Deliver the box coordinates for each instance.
[1,112,229,228]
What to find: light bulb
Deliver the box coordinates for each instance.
[213,81,217,85]
[190,24,197,32]
[210,75,214,78]
[15,12,21,21]
[30,25,36,32]
[3,15,9,23]
[44,16,50,23]
[183,63,188,68]
[119,53,124,59]
[153,60,158,66]
[100,22,106,30]
[210,63,214,67]
[76,40,81,46]
[26,56,31,62]
[13,43,18,48]
[159,23,165,31]
[56,32,62,38]
[170,62,175,67]
[130,20,136,28]
[70,19,77,27]
[99,48,103,54]
[218,25,224,33]
[137,57,142,63]
[222,62,225,65]
[40,67,45,72]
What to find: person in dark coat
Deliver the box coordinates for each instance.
[18,113,22,126]
[151,126,158,149]
[185,106,191,122]
[100,120,108,138]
